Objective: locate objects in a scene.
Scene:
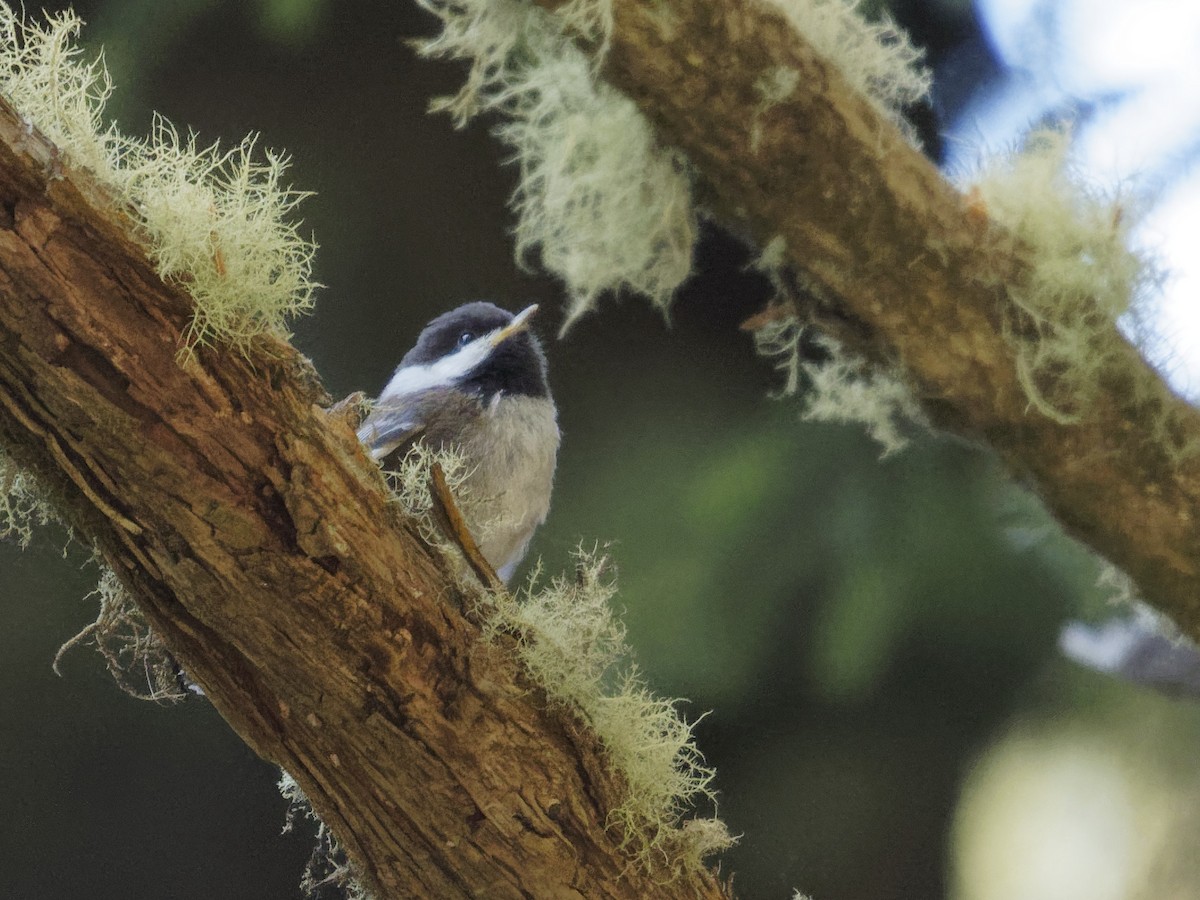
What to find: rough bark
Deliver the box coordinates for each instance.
[536,0,1200,637]
[7,0,1200,894]
[0,97,732,899]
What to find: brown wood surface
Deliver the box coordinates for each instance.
[0,93,732,899]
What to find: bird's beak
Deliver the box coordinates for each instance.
[488,304,539,347]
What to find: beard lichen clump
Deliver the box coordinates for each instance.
[752,310,923,456]
[387,440,473,539]
[415,0,696,332]
[486,551,735,875]
[969,129,1164,425]
[765,0,931,141]
[0,5,317,351]
[415,0,932,332]
[747,238,925,456]
[279,771,375,900]
[53,564,186,703]
[0,448,56,548]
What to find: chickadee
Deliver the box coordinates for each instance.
[357,302,559,582]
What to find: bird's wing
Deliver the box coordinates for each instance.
[357,398,426,460]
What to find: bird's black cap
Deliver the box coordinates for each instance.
[401,301,550,401]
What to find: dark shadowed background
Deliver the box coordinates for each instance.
[4,2,1200,899]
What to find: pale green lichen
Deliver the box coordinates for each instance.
[416,0,930,328]
[765,0,930,140]
[748,237,924,456]
[797,332,922,456]
[0,449,57,547]
[485,550,734,874]
[1094,562,1184,644]
[0,5,317,350]
[1095,561,1139,610]
[416,0,695,331]
[279,771,376,900]
[385,439,501,587]
[53,563,185,703]
[754,314,922,456]
[388,439,472,537]
[752,65,802,151]
[969,129,1163,424]
[123,119,317,349]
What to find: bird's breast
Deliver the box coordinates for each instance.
[445,394,559,579]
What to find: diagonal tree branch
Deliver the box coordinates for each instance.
[533,0,1200,636]
[7,0,1200,894]
[0,94,731,898]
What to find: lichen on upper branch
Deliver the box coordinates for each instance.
[764,0,930,141]
[415,0,696,330]
[968,129,1166,427]
[746,238,925,456]
[415,0,933,329]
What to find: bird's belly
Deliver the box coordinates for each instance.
[450,395,558,579]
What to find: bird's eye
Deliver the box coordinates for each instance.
[456,331,474,348]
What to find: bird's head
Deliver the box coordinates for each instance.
[381,302,549,403]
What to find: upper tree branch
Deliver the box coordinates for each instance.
[537,0,1200,635]
[0,95,731,898]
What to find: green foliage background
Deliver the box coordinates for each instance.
[2,2,1199,899]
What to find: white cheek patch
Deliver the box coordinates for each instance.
[379,336,493,401]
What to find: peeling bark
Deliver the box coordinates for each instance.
[0,96,731,899]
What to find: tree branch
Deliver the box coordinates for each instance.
[0,95,730,898]
[8,0,1200,893]
[537,0,1200,636]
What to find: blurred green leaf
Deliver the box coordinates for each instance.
[256,0,325,45]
